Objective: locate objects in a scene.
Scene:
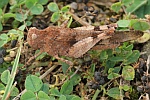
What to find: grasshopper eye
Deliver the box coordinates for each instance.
[32,33,37,40]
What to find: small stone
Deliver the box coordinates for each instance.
[0,48,6,56]
[141,76,147,82]
[0,57,4,64]
[4,56,12,62]
[9,51,16,58]
[11,40,17,48]
[137,86,144,93]
[70,2,77,9]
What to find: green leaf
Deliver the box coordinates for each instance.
[7,29,24,40]
[8,29,18,35]
[106,49,113,57]
[25,0,38,9]
[108,73,120,79]
[121,85,130,91]
[61,5,70,12]
[122,66,135,80]
[105,60,116,70]
[69,73,81,86]
[15,13,27,22]
[113,67,121,73]
[71,96,81,100]
[50,88,61,96]
[108,68,115,74]
[123,50,140,65]
[123,44,133,51]
[0,41,7,47]
[117,20,130,27]
[21,90,36,100]
[0,83,5,91]
[3,13,16,19]
[111,2,122,13]
[0,8,2,15]
[134,1,150,18]
[60,81,73,95]
[1,70,10,84]
[121,50,132,58]
[61,62,69,74]
[18,25,26,31]
[51,12,60,22]
[126,0,147,13]
[0,0,9,8]
[35,50,48,60]
[25,75,43,92]
[130,20,150,31]
[107,87,121,99]
[121,42,129,48]
[49,96,55,100]
[16,0,25,4]
[0,23,3,31]
[108,67,121,74]
[12,20,20,28]
[38,0,48,5]
[11,87,19,96]
[0,34,8,40]
[26,21,32,26]
[18,31,24,40]
[59,95,66,100]
[109,56,124,62]
[30,4,43,15]
[100,50,108,61]
[0,66,7,73]
[65,95,81,100]
[40,83,49,94]
[122,0,134,6]
[66,95,75,100]
[47,2,59,12]
[38,91,50,100]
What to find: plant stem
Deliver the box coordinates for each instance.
[2,40,22,100]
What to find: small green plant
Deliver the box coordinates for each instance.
[111,0,149,18]
[0,70,19,99]
[91,43,139,99]
[47,2,72,26]
[0,0,49,44]
[1,39,22,100]
[21,75,48,100]
[0,0,48,31]
[0,29,24,47]
[117,19,150,31]
[20,74,81,100]
[49,81,81,100]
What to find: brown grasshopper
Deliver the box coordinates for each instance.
[27,23,143,58]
